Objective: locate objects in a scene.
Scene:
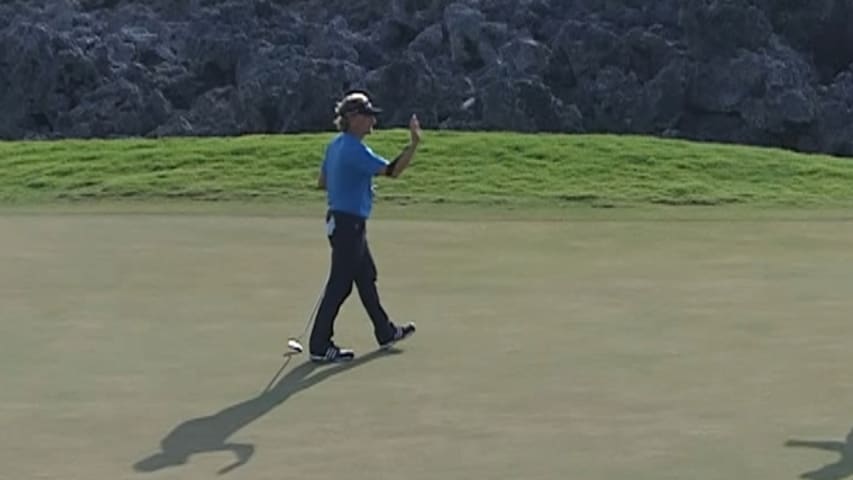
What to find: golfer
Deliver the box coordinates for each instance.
[308,90,420,363]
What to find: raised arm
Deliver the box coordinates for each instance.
[383,114,422,178]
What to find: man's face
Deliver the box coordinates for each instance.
[349,112,377,136]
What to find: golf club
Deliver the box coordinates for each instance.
[284,278,326,355]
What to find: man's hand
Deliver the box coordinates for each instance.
[409,114,422,145]
[383,113,422,178]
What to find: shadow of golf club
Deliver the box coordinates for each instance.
[786,427,853,480]
[133,348,400,475]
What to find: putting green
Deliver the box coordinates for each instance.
[1,207,852,480]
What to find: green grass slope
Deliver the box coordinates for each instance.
[1,131,852,208]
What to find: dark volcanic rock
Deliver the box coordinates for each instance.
[0,0,852,156]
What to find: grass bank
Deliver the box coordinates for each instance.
[1,131,852,209]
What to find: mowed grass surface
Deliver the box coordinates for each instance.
[1,213,852,480]
[1,131,853,207]
[2,131,852,479]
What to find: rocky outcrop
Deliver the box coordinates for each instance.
[1,0,852,156]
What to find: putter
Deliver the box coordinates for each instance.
[286,338,304,353]
[284,283,325,356]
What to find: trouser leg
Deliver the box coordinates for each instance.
[308,212,363,354]
[354,241,396,344]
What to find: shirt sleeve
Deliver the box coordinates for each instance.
[353,143,389,175]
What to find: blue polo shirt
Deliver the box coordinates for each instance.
[321,132,389,219]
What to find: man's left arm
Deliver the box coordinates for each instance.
[381,114,421,178]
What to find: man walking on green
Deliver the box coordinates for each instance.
[310,90,421,362]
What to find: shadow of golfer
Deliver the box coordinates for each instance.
[133,349,397,475]
[786,428,853,480]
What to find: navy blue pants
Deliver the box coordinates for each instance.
[309,210,396,354]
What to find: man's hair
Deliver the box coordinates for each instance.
[333,91,379,131]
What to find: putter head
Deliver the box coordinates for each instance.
[286,338,304,354]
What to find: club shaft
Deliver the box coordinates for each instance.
[292,272,328,344]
